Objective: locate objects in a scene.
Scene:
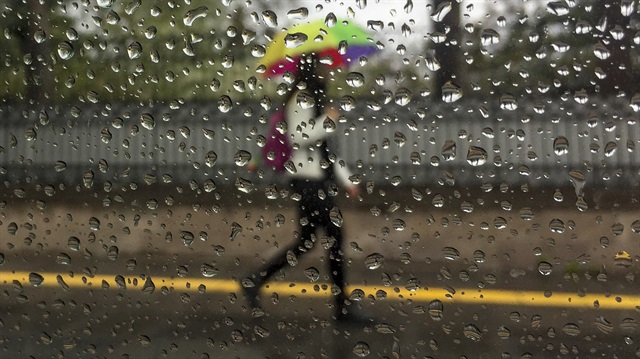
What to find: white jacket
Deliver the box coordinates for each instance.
[285,91,353,188]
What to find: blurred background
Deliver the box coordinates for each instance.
[0,1,639,358]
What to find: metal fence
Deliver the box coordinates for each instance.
[1,97,639,190]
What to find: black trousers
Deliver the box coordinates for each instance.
[251,178,347,312]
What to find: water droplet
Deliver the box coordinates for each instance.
[500,94,518,110]
[573,89,588,104]
[218,95,233,113]
[125,0,141,15]
[53,160,67,172]
[201,263,218,277]
[183,6,209,26]
[242,29,256,45]
[222,54,234,68]
[404,277,420,291]
[630,93,640,111]
[235,177,255,193]
[463,324,482,341]
[562,323,581,336]
[29,272,44,286]
[284,32,308,48]
[234,150,252,166]
[100,127,113,143]
[67,236,80,251]
[442,246,460,260]
[431,1,452,22]
[205,151,217,168]
[367,20,384,31]
[549,218,565,233]
[229,222,243,241]
[323,117,336,133]
[142,276,155,293]
[296,92,315,109]
[466,146,488,166]
[621,0,636,16]
[339,96,356,111]
[442,81,463,102]
[127,41,142,59]
[105,10,120,25]
[353,341,371,357]
[286,250,298,266]
[97,0,115,8]
[262,10,278,28]
[442,140,456,161]
[604,141,617,157]
[364,253,384,270]
[140,113,155,130]
[88,217,100,231]
[480,29,500,46]
[150,5,162,17]
[594,316,614,334]
[329,207,343,227]
[425,53,441,71]
[568,169,586,197]
[611,222,624,236]
[24,126,37,141]
[57,41,74,60]
[610,25,625,40]
[428,299,443,321]
[346,72,365,88]
[553,136,569,155]
[325,12,337,27]
[303,267,320,282]
[287,7,309,20]
[107,245,119,261]
[547,1,570,16]
[538,261,553,275]
[410,152,422,165]
[497,326,511,339]
[594,42,611,60]
[34,29,47,43]
[394,88,412,106]
[180,231,195,246]
[375,323,396,334]
[183,36,195,56]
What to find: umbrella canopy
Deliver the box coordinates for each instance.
[260,19,378,77]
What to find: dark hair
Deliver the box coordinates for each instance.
[285,53,327,117]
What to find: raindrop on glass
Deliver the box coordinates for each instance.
[538,261,553,275]
[57,41,74,60]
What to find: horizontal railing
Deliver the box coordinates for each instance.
[1,97,639,190]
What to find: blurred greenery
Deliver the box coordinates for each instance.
[1,0,637,106]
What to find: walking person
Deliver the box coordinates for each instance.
[243,53,363,321]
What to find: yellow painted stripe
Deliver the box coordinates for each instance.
[2,271,638,310]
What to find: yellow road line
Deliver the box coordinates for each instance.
[3,271,638,310]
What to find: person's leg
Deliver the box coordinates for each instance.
[326,222,348,318]
[243,179,317,307]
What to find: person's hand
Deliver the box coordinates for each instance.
[326,106,340,120]
[246,160,258,172]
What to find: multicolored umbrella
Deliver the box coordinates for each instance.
[260,19,379,77]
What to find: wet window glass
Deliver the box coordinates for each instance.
[1,0,638,358]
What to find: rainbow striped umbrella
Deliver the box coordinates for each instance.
[260,19,379,77]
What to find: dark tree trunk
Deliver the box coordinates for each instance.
[16,0,53,104]
[433,0,461,102]
[592,0,634,96]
